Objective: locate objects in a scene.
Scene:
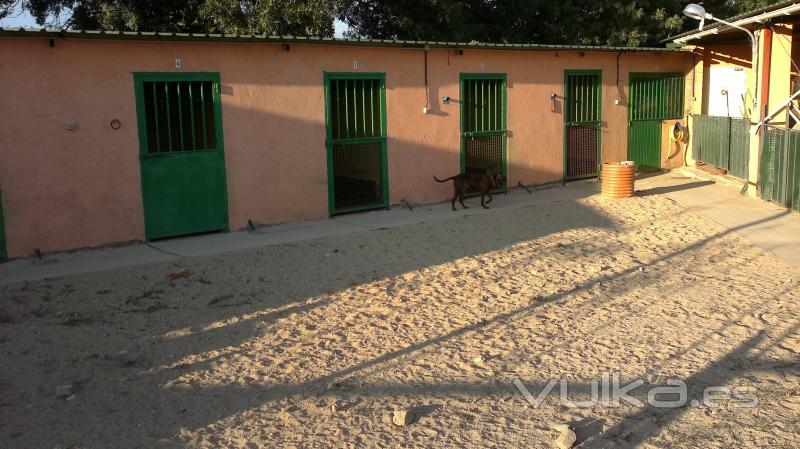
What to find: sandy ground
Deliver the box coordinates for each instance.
[1,191,799,449]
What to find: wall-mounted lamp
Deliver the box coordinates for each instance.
[549,93,557,112]
[682,3,757,108]
[442,96,451,105]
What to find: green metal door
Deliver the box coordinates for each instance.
[134,73,229,240]
[324,73,388,215]
[628,73,684,170]
[460,74,507,184]
[564,70,601,180]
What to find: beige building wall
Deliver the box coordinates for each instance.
[0,38,691,258]
[686,23,797,190]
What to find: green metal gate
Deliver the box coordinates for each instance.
[460,74,507,183]
[628,73,684,170]
[324,73,388,215]
[134,73,229,240]
[760,125,800,211]
[692,115,750,179]
[564,70,601,180]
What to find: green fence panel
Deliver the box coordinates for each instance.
[728,118,750,180]
[760,125,800,211]
[692,114,749,180]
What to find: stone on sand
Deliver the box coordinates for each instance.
[392,409,415,427]
[553,424,576,449]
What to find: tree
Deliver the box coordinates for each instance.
[11,0,785,45]
[17,0,337,35]
[339,0,784,47]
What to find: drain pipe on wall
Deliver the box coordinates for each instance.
[615,51,625,106]
[423,45,431,114]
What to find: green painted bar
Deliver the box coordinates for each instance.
[199,82,208,149]
[151,82,161,152]
[361,79,367,137]
[188,82,196,150]
[164,82,173,150]
[343,80,350,138]
[176,82,185,151]
[473,80,478,131]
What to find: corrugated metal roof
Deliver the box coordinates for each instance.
[0,27,684,53]
[665,0,798,42]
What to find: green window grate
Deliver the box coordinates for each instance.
[141,80,217,153]
[324,73,388,215]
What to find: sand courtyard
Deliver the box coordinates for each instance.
[1,177,799,448]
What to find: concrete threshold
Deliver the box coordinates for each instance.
[0,181,596,285]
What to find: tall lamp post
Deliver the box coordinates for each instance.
[682,3,759,109]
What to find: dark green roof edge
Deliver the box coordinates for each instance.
[0,27,685,52]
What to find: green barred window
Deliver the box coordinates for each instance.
[141,80,217,153]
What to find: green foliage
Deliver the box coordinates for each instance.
[339,0,785,46]
[13,0,786,45]
[19,0,337,35]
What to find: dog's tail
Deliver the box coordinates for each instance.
[433,175,457,183]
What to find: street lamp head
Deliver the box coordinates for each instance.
[683,3,710,20]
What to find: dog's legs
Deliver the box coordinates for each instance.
[450,195,457,211]
[485,192,493,204]
[480,192,489,209]
[459,189,469,209]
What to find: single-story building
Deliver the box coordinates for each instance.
[0,28,694,259]
[671,0,800,211]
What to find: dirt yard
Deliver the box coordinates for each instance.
[1,192,799,448]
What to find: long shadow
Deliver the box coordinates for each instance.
[582,322,800,448]
[138,189,608,366]
[636,180,715,197]
[142,209,796,439]
[2,200,792,449]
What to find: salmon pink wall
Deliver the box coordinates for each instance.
[0,38,691,258]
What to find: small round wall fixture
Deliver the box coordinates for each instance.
[110,119,121,130]
[442,96,451,105]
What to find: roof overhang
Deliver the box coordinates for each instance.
[0,27,686,53]
[668,0,800,44]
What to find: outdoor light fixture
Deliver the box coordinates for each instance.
[682,3,758,109]
[682,3,709,29]
[681,3,754,54]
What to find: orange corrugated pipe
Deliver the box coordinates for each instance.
[601,162,636,199]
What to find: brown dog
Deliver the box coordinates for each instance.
[434,172,506,210]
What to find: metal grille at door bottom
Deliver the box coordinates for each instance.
[567,124,598,178]
[332,141,384,211]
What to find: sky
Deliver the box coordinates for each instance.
[0,4,349,37]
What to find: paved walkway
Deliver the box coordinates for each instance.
[636,169,800,268]
[0,181,597,285]
[1,171,798,285]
